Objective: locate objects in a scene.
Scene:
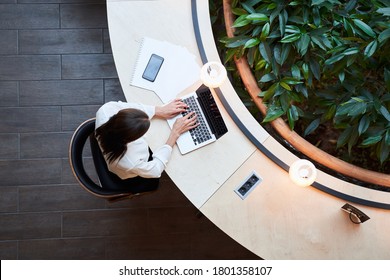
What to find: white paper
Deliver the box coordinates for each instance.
[130,37,201,103]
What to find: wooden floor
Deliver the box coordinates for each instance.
[0,1,260,259]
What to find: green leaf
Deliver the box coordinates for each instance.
[285,25,301,34]
[273,44,282,65]
[224,48,238,63]
[267,3,277,9]
[358,115,370,135]
[343,18,354,36]
[379,139,390,164]
[360,135,382,147]
[337,126,353,148]
[312,6,321,26]
[385,129,390,146]
[279,10,288,36]
[287,105,299,130]
[345,0,357,12]
[298,33,310,56]
[364,40,378,57]
[353,19,376,38]
[311,35,328,51]
[244,38,260,48]
[343,47,359,55]
[348,126,359,154]
[232,15,251,28]
[291,64,301,79]
[261,83,278,101]
[280,44,291,65]
[280,33,301,43]
[241,2,256,13]
[309,59,321,81]
[259,73,277,83]
[302,63,309,80]
[379,106,390,121]
[311,0,327,5]
[260,23,270,41]
[280,81,292,91]
[280,93,290,112]
[232,8,248,16]
[255,59,267,71]
[259,42,272,64]
[246,13,268,21]
[225,36,249,48]
[378,29,390,44]
[274,83,285,97]
[323,104,336,121]
[304,118,321,136]
[377,7,390,16]
[324,53,345,65]
[262,106,284,122]
[289,16,304,24]
[336,102,354,116]
[338,71,345,83]
[282,77,303,85]
[348,102,367,117]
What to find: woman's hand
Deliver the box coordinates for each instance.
[166,112,199,147]
[155,99,188,119]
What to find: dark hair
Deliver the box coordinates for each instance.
[95,108,150,163]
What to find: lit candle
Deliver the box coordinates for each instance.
[289,159,317,187]
[200,61,227,88]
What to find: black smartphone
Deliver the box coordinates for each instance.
[142,54,164,82]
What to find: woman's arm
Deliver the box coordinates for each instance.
[155,99,188,119]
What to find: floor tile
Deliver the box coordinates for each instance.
[20,80,103,106]
[0,81,18,107]
[0,159,62,186]
[0,133,19,159]
[0,4,59,29]
[0,241,17,260]
[60,4,107,28]
[18,237,106,260]
[0,30,17,54]
[62,209,148,237]
[20,132,73,158]
[0,106,61,133]
[0,186,18,213]
[18,184,105,212]
[62,54,117,79]
[19,29,103,54]
[0,55,61,80]
[0,212,61,240]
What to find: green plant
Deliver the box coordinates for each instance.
[222,0,390,164]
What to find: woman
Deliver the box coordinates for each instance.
[95,99,198,180]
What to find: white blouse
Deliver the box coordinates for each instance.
[95,101,172,179]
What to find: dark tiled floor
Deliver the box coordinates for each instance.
[0,1,260,259]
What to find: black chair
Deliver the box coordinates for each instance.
[69,118,159,202]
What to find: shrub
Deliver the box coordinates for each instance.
[222,0,390,164]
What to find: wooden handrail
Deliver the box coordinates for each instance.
[223,0,390,188]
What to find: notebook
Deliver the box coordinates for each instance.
[130,37,201,103]
[167,86,228,154]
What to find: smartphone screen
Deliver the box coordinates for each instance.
[142,54,164,82]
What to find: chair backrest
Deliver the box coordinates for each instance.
[69,118,159,199]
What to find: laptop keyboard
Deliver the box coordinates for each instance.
[181,96,212,145]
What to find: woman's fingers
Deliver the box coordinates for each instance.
[174,99,188,111]
[184,112,199,129]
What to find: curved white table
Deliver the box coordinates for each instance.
[107,0,390,259]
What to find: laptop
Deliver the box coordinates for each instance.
[167,86,228,154]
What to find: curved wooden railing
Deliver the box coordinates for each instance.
[223,0,390,188]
